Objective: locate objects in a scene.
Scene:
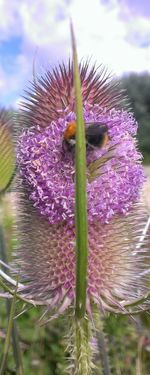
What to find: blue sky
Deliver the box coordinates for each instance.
[0,0,150,108]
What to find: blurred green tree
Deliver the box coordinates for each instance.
[122,74,150,162]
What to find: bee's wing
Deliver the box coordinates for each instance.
[87,144,116,181]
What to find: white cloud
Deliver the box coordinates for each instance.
[67,0,150,74]
[19,0,69,45]
[0,0,150,106]
[18,0,150,74]
[0,0,21,40]
[125,16,150,47]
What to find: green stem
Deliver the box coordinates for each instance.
[0,276,29,303]
[136,336,144,375]
[0,278,18,375]
[70,22,88,319]
[0,206,24,375]
[74,317,92,375]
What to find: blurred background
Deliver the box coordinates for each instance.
[0,0,150,374]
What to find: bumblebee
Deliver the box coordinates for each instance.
[64,121,109,149]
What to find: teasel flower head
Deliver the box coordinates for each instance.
[12,61,149,316]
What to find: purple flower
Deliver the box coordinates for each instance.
[14,62,149,315]
[17,106,144,225]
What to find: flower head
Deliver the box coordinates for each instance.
[14,62,149,315]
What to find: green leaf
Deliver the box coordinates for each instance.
[0,110,15,194]
[70,22,88,319]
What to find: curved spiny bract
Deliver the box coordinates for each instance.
[18,61,128,131]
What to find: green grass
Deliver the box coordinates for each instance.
[1,301,150,374]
